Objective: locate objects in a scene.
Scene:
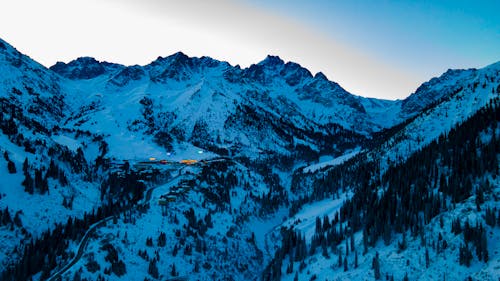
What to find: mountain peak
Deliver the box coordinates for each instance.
[1,36,500,281]
[259,55,285,67]
[150,52,194,69]
[0,39,7,51]
[50,57,122,80]
[0,37,25,62]
[0,38,16,53]
[314,71,328,80]
[72,56,99,64]
[168,51,189,61]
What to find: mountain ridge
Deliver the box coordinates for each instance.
[0,37,499,281]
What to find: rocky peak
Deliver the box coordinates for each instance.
[314,71,328,81]
[258,55,285,68]
[50,57,122,80]
[401,67,472,114]
[108,65,145,87]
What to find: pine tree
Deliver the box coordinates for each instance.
[171,263,177,276]
[13,212,22,227]
[323,215,330,231]
[372,252,381,280]
[485,207,496,227]
[398,232,407,252]
[481,231,488,263]
[345,239,350,256]
[475,188,484,211]
[157,232,166,247]
[354,250,358,268]
[383,222,391,245]
[7,160,16,174]
[148,258,159,279]
[459,244,473,267]
[451,218,462,234]
[146,237,153,247]
[22,158,29,173]
[315,216,322,234]
[321,239,329,258]
[286,261,294,274]
[22,172,34,195]
[2,208,12,225]
[363,227,369,254]
[425,248,430,268]
[34,169,42,192]
[350,231,355,251]
[194,260,200,273]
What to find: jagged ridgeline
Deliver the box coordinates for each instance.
[0,36,499,281]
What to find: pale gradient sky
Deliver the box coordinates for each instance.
[0,0,498,100]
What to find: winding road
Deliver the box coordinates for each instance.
[47,216,113,281]
[47,158,230,280]
[48,168,183,281]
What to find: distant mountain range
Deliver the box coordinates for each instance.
[0,37,499,281]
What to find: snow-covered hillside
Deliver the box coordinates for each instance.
[274,63,500,281]
[0,39,105,268]
[0,36,499,281]
[374,62,500,173]
[273,101,500,281]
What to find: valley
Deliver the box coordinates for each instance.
[0,37,499,281]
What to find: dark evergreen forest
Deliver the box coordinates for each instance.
[264,98,499,280]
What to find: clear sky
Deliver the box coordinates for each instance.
[0,0,498,100]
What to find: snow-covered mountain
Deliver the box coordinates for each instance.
[50,54,376,161]
[0,37,499,281]
[282,64,500,281]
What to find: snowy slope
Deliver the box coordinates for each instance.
[302,148,361,173]
[1,36,499,281]
[0,39,104,270]
[0,38,101,227]
[278,178,500,281]
[51,52,401,163]
[374,62,500,173]
[274,63,500,281]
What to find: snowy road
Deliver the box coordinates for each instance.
[47,216,113,281]
[47,169,183,281]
